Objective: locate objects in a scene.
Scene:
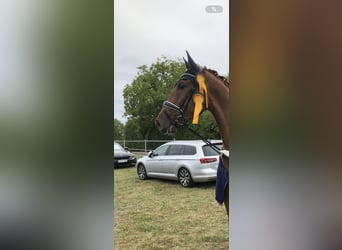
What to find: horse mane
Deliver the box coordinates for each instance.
[205,68,229,88]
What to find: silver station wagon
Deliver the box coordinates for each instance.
[136,140,222,187]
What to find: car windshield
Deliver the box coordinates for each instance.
[202,143,223,156]
[114,142,125,152]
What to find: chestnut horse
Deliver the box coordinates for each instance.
[155,51,229,216]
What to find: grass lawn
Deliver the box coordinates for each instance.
[114,161,229,250]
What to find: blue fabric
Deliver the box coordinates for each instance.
[215,158,228,204]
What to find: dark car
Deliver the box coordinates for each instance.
[114,142,137,168]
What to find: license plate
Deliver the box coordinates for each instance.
[118,159,128,163]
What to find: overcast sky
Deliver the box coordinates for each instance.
[114,0,229,124]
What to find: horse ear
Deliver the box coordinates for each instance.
[185,50,202,73]
[186,50,195,66]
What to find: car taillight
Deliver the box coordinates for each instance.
[200,157,217,164]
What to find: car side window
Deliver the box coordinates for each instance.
[154,145,168,156]
[183,145,196,155]
[166,145,183,155]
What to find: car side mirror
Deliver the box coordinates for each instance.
[148,151,157,158]
[124,146,129,151]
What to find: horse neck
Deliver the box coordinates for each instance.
[204,71,229,151]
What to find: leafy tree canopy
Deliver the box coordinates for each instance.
[114,118,124,140]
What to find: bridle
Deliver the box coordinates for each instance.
[161,70,229,158]
[162,72,197,127]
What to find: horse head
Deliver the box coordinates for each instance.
[155,51,207,135]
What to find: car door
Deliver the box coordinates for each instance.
[163,144,184,176]
[145,144,169,175]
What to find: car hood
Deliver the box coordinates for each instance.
[114,151,134,157]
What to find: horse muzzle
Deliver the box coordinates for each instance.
[155,118,177,135]
[155,110,179,135]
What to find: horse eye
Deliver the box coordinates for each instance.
[178,82,186,89]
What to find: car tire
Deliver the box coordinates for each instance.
[137,164,148,180]
[178,168,194,187]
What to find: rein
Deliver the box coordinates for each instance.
[186,124,229,158]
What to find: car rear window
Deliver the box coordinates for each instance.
[183,145,196,155]
[202,143,222,156]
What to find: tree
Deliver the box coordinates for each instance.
[123,56,220,140]
[124,118,140,140]
[195,111,220,139]
[114,118,124,140]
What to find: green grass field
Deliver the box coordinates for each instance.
[114,162,229,250]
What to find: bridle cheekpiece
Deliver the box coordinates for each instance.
[163,70,208,126]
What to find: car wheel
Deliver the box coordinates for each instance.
[137,164,148,180]
[178,168,193,187]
